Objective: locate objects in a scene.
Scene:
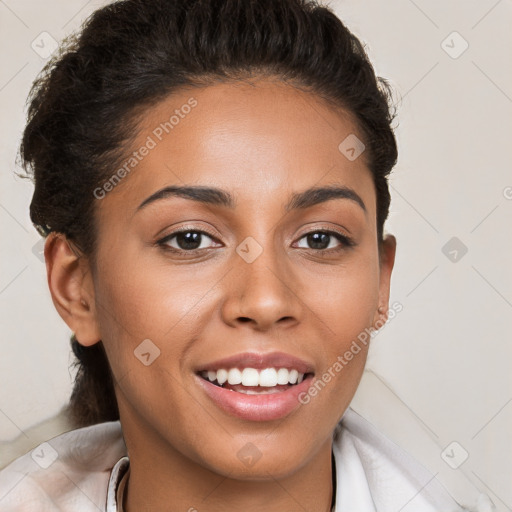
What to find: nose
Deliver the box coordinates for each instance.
[220,240,302,331]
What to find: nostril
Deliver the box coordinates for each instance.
[238,317,252,323]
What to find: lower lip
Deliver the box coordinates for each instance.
[195,374,315,421]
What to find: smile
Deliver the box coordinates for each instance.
[195,352,316,421]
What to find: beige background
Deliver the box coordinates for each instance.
[0,1,511,510]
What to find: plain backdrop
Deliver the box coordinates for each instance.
[0,1,511,510]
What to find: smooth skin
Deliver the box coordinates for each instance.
[45,77,396,512]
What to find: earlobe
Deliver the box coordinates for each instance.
[44,233,101,347]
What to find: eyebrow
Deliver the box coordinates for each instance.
[137,184,366,213]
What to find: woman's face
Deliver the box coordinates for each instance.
[72,79,395,478]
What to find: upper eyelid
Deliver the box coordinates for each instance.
[159,225,220,241]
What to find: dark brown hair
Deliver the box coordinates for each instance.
[19,0,398,428]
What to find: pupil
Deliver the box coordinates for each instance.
[178,232,201,250]
[308,232,329,249]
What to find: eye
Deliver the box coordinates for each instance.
[295,230,354,252]
[157,228,220,252]
[156,227,355,254]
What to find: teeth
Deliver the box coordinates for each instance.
[276,368,289,385]
[241,368,259,386]
[259,368,277,387]
[227,368,242,385]
[216,369,228,385]
[236,388,282,395]
[202,367,306,387]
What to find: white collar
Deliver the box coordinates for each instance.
[106,456,129,511]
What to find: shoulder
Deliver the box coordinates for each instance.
[0,421,126,512]
[332,408,491,512]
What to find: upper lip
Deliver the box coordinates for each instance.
[196,351,315,374]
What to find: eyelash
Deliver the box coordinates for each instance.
[156,226,355,254]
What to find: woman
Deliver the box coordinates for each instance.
[0,0,489,510]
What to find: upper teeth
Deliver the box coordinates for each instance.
[202,368,305,387]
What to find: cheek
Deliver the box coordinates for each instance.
[298,257,379,403]
[91,246,216,385]
[301,255,380,340]
[91,255,199,428]
[315,273,377,320]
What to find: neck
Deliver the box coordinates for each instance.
[120,411,334,512]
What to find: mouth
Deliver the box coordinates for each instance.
[194,352,316,421]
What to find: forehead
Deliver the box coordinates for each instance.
[96,79,376,218]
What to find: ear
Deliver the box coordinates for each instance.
[372,234,397,328]
[44,233,101,347]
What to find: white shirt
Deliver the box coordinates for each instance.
[0,408,490,511]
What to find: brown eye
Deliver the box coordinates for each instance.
[158,229,219,251]
[295,230,354,251]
